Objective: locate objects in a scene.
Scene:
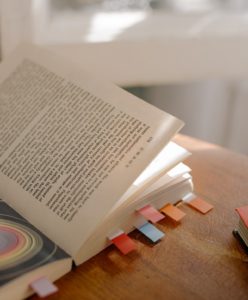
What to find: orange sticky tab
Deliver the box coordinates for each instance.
[138,205,165,223]
[236,206,248,228]
[111,233,136,255]
[160,204,185,222]
[188,197,213,214]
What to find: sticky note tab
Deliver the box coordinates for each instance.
[137,204,165,223]
[236,206,248,228]
[188,197,213,214]
[161,204,186,222]
[30,277,58,298]
[137,222,164,243]
[111,233,136,255]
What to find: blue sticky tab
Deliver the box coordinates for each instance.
[138,222,165,243]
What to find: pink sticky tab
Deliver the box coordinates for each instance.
[138,205,165,223]
[111,233,136,255]
[236,206,248,228]
[30,277,58,298]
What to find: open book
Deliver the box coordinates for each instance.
[0,44,193,299]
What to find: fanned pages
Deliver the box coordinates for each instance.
[111,141,191,211]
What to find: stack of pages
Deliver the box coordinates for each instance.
[0,44,193,300]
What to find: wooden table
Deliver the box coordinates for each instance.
[32,135,248,300]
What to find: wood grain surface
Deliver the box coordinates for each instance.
[31,135,248,300]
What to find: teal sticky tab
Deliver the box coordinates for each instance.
[138,222,164,243]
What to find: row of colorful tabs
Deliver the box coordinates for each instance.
[108,193,213,255]
[30,193,213,298]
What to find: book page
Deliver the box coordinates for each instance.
[0,44,183,257]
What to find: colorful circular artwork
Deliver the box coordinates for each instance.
[0,206,59,285]
[0,219,43,270]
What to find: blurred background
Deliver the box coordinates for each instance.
[1,0,248,154]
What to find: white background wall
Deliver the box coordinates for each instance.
[140,81,248,155]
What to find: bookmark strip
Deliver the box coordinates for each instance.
[160,204,185,222]
[137,222,164,243]
[111,233,136,255]
[183,193,213,214]
[188,197,213,214]
[137,204,165,223]
[30,277,58,298]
